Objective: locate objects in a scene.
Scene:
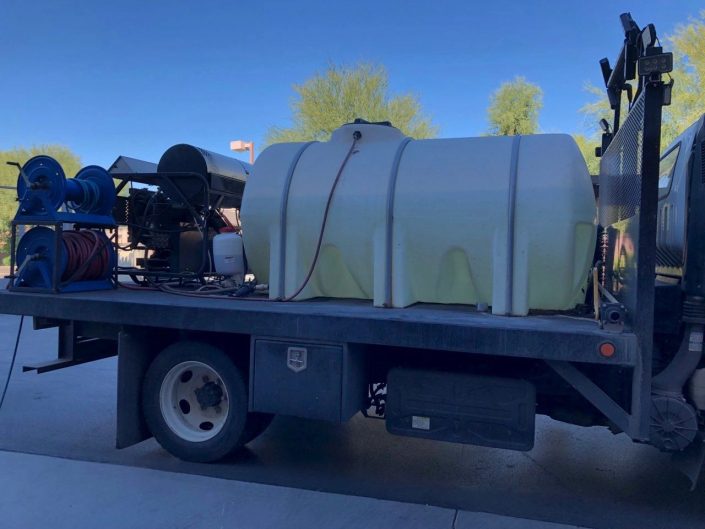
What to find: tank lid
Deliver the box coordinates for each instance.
[348,118,393,127]
[331,121,406,143]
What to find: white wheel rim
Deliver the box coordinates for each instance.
[159,361,230,442]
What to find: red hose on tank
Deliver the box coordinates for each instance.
[62,230,111,283]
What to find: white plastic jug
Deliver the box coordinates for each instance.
[212,229,245,282]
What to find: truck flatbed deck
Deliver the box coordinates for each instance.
[0,286,637,367]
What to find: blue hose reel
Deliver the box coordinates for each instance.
[10,156,118,293]
[15,227,67,289]
[16,156,116,220]
[14,227,116,291]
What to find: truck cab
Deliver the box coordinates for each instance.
[656,115,705,278]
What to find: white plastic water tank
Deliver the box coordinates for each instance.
[212,229,245,282]
[241,122,596,315]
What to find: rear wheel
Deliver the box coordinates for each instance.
[143,341,250,462]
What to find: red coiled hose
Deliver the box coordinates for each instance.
[62,230,111,283]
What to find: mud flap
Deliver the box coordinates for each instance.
[672,433,705,491]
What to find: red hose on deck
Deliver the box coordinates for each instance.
[62,231,111,283]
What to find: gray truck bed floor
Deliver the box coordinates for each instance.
[0,287,636,365]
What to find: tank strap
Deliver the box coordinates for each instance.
[384,137,413,307]
[504,135,522,315]
[278,141,317,298]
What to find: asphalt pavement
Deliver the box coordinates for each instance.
[1,451,585,529]
[0,308,703,528]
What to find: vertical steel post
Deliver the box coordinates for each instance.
[53,222,63,293]
[9,222,17,289]
[631,76,665,439]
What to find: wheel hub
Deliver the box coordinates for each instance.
[195,381,224,409]
[159,360,230,442]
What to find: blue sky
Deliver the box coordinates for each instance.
[0,0,702,167]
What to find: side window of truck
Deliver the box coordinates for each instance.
[658,144,680,199]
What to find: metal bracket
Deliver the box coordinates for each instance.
[600,302,626,331]
[547,360,640,438]
[23,321,117,373]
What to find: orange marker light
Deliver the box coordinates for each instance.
[599,342,616,358]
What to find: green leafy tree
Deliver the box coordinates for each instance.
[579,12,705,159]
[662,11,705,145]
[486,76,543,136]
[573,133,601,175]
[576,84,629,173]
[578,84,612,136]
[266,63,437,144]
[0,145,81,263]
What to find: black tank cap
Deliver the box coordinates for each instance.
[349,118,393,127]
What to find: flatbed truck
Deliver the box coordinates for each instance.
[2,13,705,488]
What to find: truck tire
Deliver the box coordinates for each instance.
[142,341,249,463]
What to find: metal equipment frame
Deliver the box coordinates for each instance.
[111,171,214,280]
[8,215,118,294]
